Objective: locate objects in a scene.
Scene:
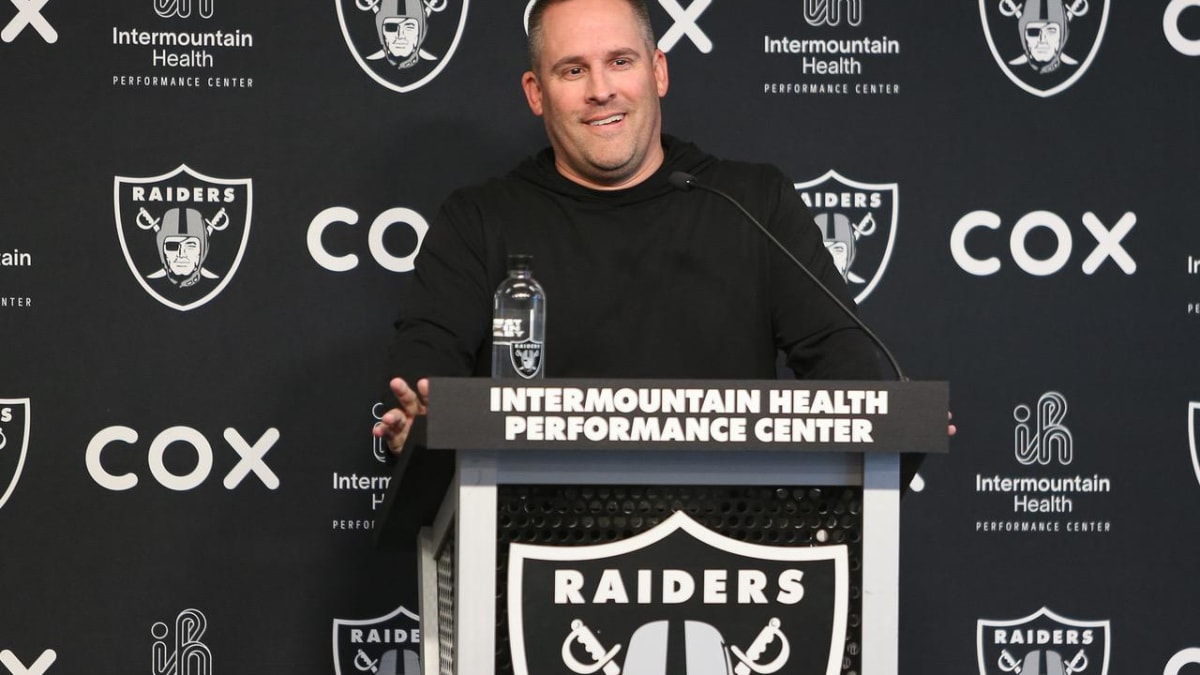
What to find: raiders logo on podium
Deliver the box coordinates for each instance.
[508,512,848,675]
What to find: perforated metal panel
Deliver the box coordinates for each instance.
[436,533,456,675]
[494,485,864,674]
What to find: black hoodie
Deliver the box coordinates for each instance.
[389,136,887,383]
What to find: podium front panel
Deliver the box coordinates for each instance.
[494,484,865,675]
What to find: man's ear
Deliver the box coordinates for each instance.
[522,71,544,116]
[653,49,669,97]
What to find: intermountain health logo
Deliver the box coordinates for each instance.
[152,609,211,674]
[980,0,1110,97]
[762,0,904,96]
[114,164,251,311]
[974,391,1113,535]
[111,0,256,89]
[332,605,420,675]
[336,0,468,93]
[0,399,30,511]
[977,607,1110,675]
[508,512,848,675]
[794,170,897,304]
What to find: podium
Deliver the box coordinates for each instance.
[381,378,948,675]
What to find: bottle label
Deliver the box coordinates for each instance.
[493,311,543,379]
[507,339,543,379]
[492,314,529,343]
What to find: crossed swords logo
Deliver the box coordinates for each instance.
[135,206,229,282]
[998,647,1089,674]
[562,617,791,675]
[353,0,446,63]
[352,647,419,674]
[996,0,1089,67]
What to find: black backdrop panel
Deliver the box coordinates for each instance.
[2,0,1199,673]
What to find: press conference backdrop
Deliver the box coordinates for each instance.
[1,0,1199,673]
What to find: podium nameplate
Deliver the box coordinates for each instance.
[427,378,947,453]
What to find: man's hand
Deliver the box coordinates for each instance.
[373,377,430,455]
[948,411,957,437]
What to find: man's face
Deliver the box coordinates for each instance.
[383,16,421,58]
[1024,21,1062,63]
[164,236,202,276]
[521,0,669,190]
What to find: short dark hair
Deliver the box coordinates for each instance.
[527,0,657,70]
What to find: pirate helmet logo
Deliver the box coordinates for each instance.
[0,399,30,512]
[332,605,421,675]
[979,0,1110,97]
[336,0,469,93]
[510,340,544,379]
[114,164,252,312]
[794,170,898,305]
[977,607,1110,675]
[509,512,848,675]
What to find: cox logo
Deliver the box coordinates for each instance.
[951,210,1136,276]
[308,207,428,273]
[1165,648,1200,675]
[2,0,57,44]
[522,0,713,53]
[86,425,280,491]
[0,650,56,675]
[1165,0,1200,56]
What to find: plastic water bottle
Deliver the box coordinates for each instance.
[492,254,545,379]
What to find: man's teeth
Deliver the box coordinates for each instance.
[590,114,624,126]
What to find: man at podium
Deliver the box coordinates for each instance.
[374,0,893,454]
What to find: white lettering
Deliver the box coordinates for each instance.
[1165,0,1200,55]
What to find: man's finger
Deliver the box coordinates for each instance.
[416,377,431,413]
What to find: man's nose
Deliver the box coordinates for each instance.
[585,70,616,104]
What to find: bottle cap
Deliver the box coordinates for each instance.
[507,253,533,272]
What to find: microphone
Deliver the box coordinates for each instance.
[668,170,906,381]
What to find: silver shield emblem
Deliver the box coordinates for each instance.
[979,0,1110,97]
[332,604,421,675]
[977,607,1110,675]
[510,340,544,379]
[335,0,469,93]
[0,398,30,511]
[114,164,252,312]
[508,511,848,675]
[794,170,898,305]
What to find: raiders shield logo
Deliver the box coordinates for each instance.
[511,340,544,379]
[977,607,1110,675]
[1189,402,1200,488]
[336,0,469,93]
[0,398,30,511]
[979,0,1110,97]
[508,512,848,675]
[332,604,421,675]
[794,170,897,305]
[114,164,252,312]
